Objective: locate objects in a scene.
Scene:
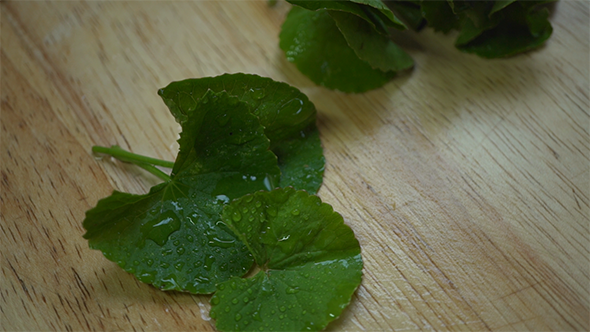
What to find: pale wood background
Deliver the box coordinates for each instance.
[2,1,588,331]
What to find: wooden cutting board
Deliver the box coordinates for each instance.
[2,1,588,330]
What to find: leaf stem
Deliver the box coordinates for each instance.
[92,145,174,181]
[135,163,172,181]
[92,145,175,168]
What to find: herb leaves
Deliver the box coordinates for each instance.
[278,0,555,93]
[84,90,278,293]
[84,74,363,330]
[84,75,326,293]
[210,188,363,331]
[158,73,325,194]
[280,0,412,93]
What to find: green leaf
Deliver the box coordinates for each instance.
[461,1,496,30]
[455,13,499,48]
[158,74,316,144]
[158,74,325,194]
[386,0,426,30]
[350,0,407,29]
[329,10,414,72]
[519,0,557,10]
[83,90,282,293]
[210,188,363,331]
[420,0,459,33]
[280,6,396,93]
[274,124,325,193]
[490,0,516,15]
[456,3,553,58]
[287,0,362,12]
[287,0,403,34]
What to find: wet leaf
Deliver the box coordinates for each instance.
[280,6,396,93]
[158,73,325,194]
[210,188,363,331]
[329,10,414,72]
[287,0,378,25]
[83,90,281,293]
[273,124,325,193]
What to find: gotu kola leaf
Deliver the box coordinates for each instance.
[287,0,406,33]
[455,1,553,58]
[210,187,363,331]
[158,73,325,194]
[83,90,281,293]
[280,6,396,93]
[329,10,414,73]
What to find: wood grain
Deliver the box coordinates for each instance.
[1,1,588,331]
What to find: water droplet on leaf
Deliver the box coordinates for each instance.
[139,271,156,283]
[232,211,242,222]
[140,211,181,246]
[278,98,305,123]
[267,207,277,217]
[204,255,216,271]
[249,87,265,100]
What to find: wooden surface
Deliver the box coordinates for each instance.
[2,1,588,331]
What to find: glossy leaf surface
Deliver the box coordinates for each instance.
[158,74,325,194]
[158,74,316,143]
[329,10,414,72]
[210,188,363,331]
[287,0,393,34]
[280,7,395,93]
[273,124,325,193]
[83,91,281,293]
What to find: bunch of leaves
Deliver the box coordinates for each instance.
[414,0,555,58]
[279,0,414,93]
[84,74,364,331]
[276,0,555,93]
[83,74,325,294]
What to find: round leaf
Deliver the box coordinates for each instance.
[83,91,281,293]
[280,7,395,93]
[158,73,316,144]
[158,73,325,194]
[329,10,414,72]
[83,186,253,294]
[210,188,363,331]
[274,124,325,193]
